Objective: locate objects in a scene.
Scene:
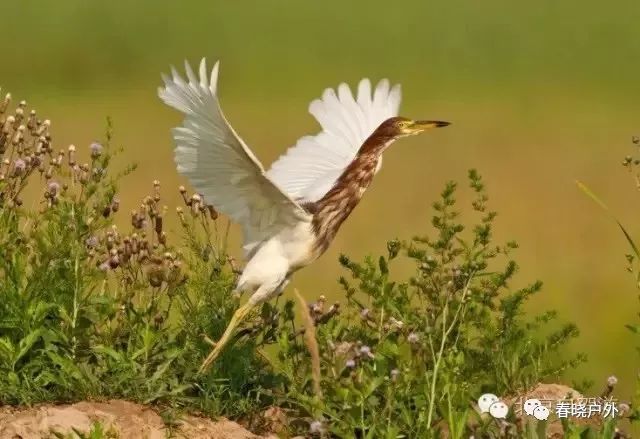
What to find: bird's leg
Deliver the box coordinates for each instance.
[272,278,290,309]
[276,278,290,296]
[199,301,256,373]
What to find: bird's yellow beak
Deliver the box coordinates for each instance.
[408,120,451,134]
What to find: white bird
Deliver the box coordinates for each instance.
[159,59,449,372]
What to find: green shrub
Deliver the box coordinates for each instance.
[274,170,585,438]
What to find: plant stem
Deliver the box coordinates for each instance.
[426,273,475,427]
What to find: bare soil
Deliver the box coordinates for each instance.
[0,400,278,439]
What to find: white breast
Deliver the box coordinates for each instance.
[236,220,316,295]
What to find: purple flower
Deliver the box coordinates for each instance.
[358,345,374,359]
[345,359,356,368]
[98,262,110,272]
[85,236,99,248]
[407,332,420,344]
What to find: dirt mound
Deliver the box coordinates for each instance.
[0,400,277,439]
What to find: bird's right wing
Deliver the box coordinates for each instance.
[266,78,402,202]
[159,59,311,254]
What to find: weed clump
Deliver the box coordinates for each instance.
[0,92,278,421]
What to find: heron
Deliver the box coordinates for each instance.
[159,59,450,372]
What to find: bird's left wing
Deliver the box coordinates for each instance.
[266,78,402,203]
[159,59,311,254]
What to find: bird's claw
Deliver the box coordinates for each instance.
[199,343,223,374]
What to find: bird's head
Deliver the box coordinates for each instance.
[360,116,450,156]
[380,116,450,139]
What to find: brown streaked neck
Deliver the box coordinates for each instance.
[306,129,395,254]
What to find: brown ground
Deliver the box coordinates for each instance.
[0,400,279,439]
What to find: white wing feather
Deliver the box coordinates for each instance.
[266,78,402,202]
[158,59,311,254]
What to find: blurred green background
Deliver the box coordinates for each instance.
[3,0,640,396]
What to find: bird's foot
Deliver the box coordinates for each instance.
[199,342,225,373]
[197,301,255,374]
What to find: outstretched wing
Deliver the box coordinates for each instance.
[159,59,311,254]
[266,78,402,202]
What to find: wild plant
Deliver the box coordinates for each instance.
[0,91,279,421]
[275,170,584,438]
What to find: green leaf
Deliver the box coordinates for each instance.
[92,345,124,363]
[14,329,43,368]
[378,256,388,275]
[576,180,640,259]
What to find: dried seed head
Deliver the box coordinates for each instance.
[111,197,120,212]
[47,180,60,196]
[90,142,103,158]
[190,193,202,215]
[309,420,325,435]
[147,265,165,287]
[109,254,120,269]
[85,236,99,248]
[27,110,37,131]
[12,159,26,176]
[0,93,11,113]
[4,116,15,131]
[67,144,76,166]
[176,206,186,224]
[207,204,218,220]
